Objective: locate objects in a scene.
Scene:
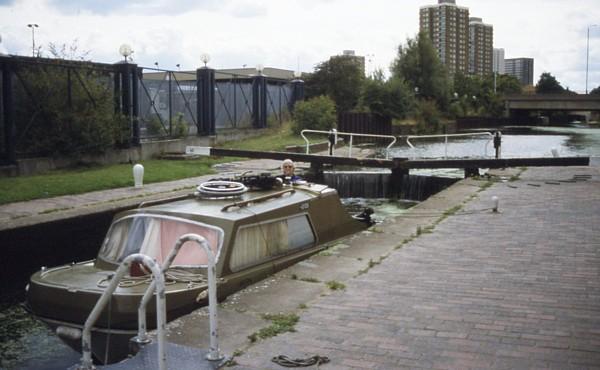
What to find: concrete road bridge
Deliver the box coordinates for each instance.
[505,94,600,113]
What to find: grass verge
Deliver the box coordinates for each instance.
[0,122,315,205]
[0,158,227,205]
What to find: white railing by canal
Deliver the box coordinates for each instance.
[301,129,397,159]
[404,132,497,159]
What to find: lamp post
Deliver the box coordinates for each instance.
[27,23,38,57]
[200,53,210,68]
[118,44,132,62]
[586,24,598,94]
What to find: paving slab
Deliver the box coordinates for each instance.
[208,165,600,370]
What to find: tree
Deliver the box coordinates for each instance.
[359,70,414,119]
[536,72,565,94]
[589,86,600,95]
[450,73,522,117]
[304,56,364,113]
[390,32,450,108]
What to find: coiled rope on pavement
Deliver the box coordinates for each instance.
[271,354,330,368]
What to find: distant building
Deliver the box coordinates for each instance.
[420,0,470,75]
[505,58,534,85]
[493,48,505,74]
[468,17,493,76]
[331,50,366,75]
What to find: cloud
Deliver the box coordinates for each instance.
[47,0,266,17]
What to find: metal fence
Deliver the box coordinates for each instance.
[138,69,199,139]
[1,55,303,165]
[1,56,122,161]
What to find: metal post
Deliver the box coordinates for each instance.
[168,72,173,136]
[132,67,140,144]
[290,78,304,112]
[197,67,216,136]
[132,234,223,361]
[252,74,267,128]
[79,254,166,370]
[2,58,15,164]
[586,25,598,94]
[233,76,237,128]
[348,134,353,157]
[67,69,72,108]
[494,131,502,159]
[328,129,335,156]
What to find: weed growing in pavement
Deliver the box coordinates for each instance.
[326,280,346,290]
[247,313,300,342]
[300,277,320,283]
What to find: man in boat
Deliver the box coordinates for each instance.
[280,159,301,184]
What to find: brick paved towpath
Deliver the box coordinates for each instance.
[232,166,600,370]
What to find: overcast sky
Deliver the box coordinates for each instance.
[0,0,599,93]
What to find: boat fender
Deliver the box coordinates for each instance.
[196,289,208,302]
[56,326,82,341]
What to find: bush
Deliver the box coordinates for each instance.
[172,113,189,138]
[291,96,337,134]
[14,64,126,156]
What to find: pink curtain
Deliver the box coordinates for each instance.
[156,220,221,265]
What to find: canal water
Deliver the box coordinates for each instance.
[385,125,600,177]
[1,124,599,369]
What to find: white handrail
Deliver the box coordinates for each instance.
[300,129,397,159]
[78,254,167,370]
[132,233,223,362]
[404,132,495,159]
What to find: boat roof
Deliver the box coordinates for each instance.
[126,183,334,222]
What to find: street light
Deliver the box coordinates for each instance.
[118,44,132,62]
[586,24,598,94]
[27,23,38,57]
[200,53,210,67]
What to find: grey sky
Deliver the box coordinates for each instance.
[0,0,599,92]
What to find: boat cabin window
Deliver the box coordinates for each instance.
[230,214,315,272]
[99,215,223,267]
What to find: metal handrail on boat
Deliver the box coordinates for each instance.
[404,132,495,159]
[77,254,167,370]
[221,188,295,212]
[132,233,222,362]
[301,129,397,159]
[138,194,194,208]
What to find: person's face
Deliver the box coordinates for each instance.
[283,163,294,176]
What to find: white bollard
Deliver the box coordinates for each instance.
[492,196,499,213]
[551,148,559,158]
[133,164,144,188]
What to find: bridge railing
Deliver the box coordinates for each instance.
[404,132,495,159]
[301,129,397,159]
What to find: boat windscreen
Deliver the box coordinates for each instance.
[98,215,223,267]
